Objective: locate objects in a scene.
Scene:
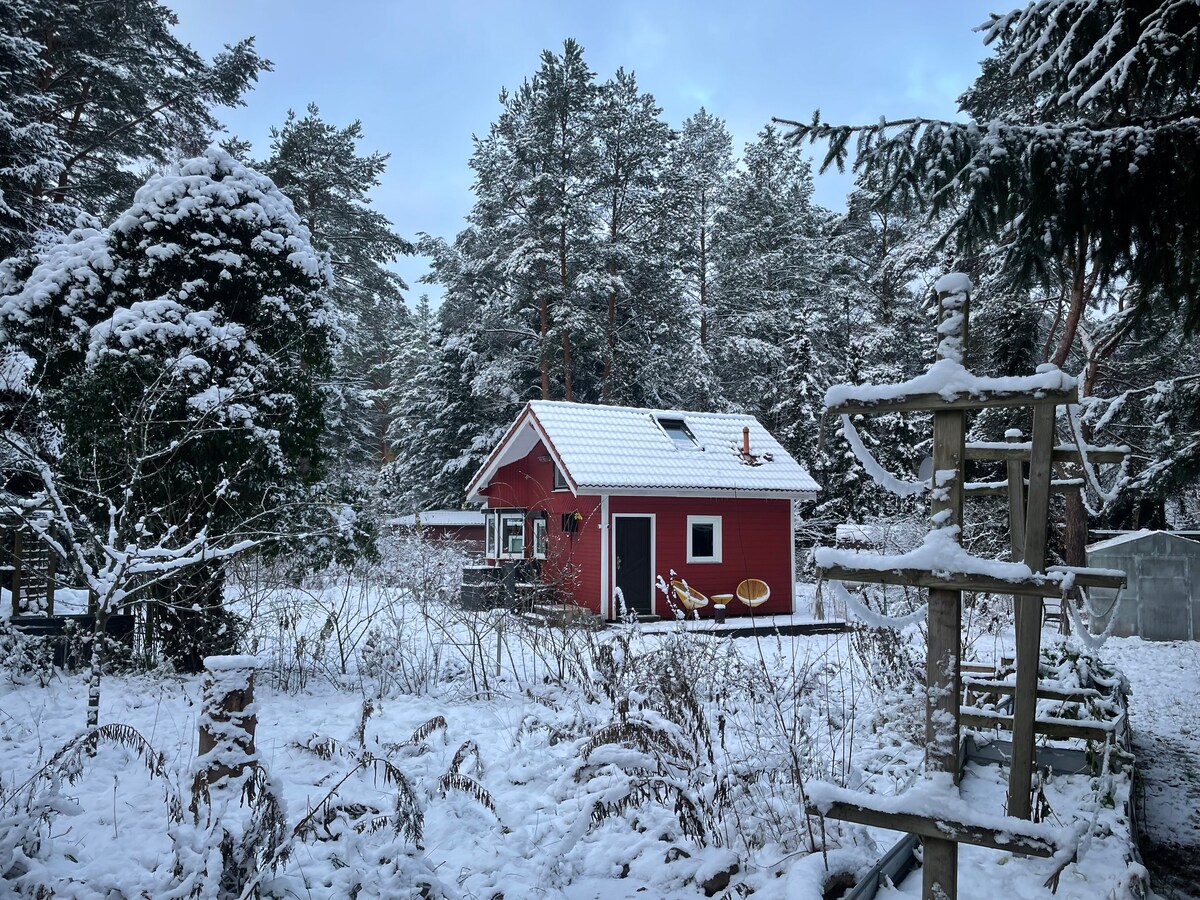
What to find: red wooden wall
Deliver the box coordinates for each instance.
[609,495,793,617]
[481,441,795,618]
[480,441,601,610]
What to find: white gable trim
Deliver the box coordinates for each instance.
[465,408,578,503]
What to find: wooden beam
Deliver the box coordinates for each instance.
[961,707,1120,744]
[961,677,1102,703]
[1010,401,1057,820]
[817,563,1125,597]
[807,801,1057,858]
[964,478,1082,497]
[826,387,1078,417]
[965,443,1127,464]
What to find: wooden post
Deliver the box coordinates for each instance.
[10,528,21,616]
[927,409,965,776]
[922,280,971,900]
[1006,431,1026,562]
[44,548,55,616]
[192,656,260,808]
[1006,430,1026,638]
[1008,400,1056,819]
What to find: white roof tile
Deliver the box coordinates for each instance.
[467,401,819,499]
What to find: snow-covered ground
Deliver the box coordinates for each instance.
[1106,638,1200,899]
[0,567,1183,898]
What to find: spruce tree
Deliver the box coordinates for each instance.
[0,148,339,668]
[783,0,1200,331]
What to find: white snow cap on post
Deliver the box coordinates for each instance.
[934,273,973,295]
[202,654,262,672]
[935,273,972,365]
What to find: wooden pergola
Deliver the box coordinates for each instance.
[811,276,1127,899]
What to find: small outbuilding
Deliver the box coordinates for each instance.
[1085,529,1200,641]
[463,400,819,619]
[389,510,486,552]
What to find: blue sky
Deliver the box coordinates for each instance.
[172,0,1000,299]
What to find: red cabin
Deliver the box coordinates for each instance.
[464,401,819,619]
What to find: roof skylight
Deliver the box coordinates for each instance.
[658,417,700,450]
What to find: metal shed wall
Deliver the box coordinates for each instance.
[1086,531,1200,641]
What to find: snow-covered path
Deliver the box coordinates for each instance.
[1105,638,1200,899]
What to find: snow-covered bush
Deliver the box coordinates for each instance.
[0,620,52,687]
[230,532,469,694]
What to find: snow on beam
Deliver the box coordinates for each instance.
[817,563,1126,598]
[964,442,1128,464]
[961,677,1104,703]
[805,781,1062,858]
[960,707,1124,744]
[826,387,1077,416]
[824,360,1078,416]
[963,478,1083,496]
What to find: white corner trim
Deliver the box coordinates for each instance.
[599,494,610,618]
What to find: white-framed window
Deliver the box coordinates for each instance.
[552,463,570,491]
[686,515,722,563]
[532,517,548,558]
[499,512,525,558]
[485,512,498,558]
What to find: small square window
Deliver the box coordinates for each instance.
[687,515,722,563]
[552,463,570,491]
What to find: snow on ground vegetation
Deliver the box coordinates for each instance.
[0,536,1169,898]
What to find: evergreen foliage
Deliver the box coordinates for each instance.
[0,149,340,666]
[782,0,1200,331]
[254,104,413,471]
[0,0,268,259]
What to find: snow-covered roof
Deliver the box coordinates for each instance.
[1087,529,1199,553]
[466,400,819,501]
[390,510,486,528]
[836,523,885,545]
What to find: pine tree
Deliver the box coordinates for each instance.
[666,109,734,367]
[255,104,413,471]
[710,125,826,419]
[0,0,268,259]
[591,69,703,408]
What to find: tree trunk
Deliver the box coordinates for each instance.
[559,221,573,401]
[538,266,550,400]
[562,329,573,402]
[1051,246,1092,608]
[86,605,109,732]
[603,258,617,404]
[698,214,709,347]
